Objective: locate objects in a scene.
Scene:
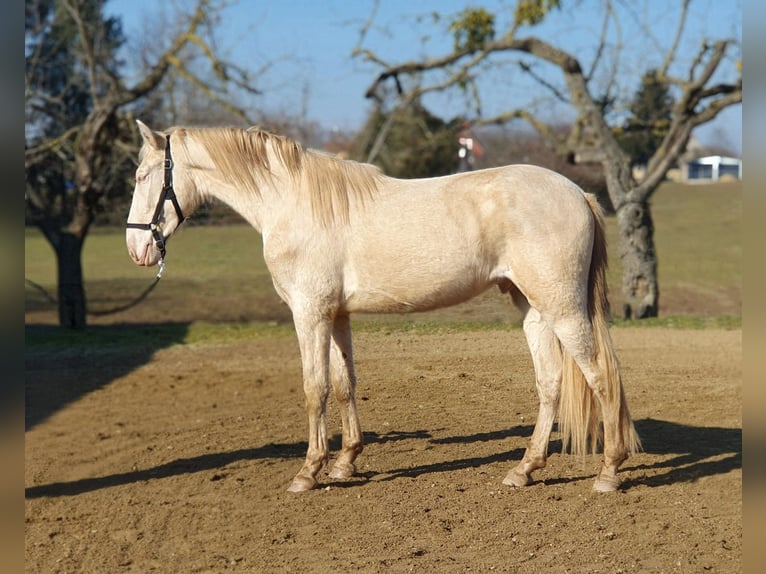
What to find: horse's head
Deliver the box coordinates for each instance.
[126,120,188,267]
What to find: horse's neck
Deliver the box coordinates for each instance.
[194,146,292,235]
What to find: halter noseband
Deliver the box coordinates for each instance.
[126,134,185,275]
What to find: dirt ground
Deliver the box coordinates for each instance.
[25,326,741,573]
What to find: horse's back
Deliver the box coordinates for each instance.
[362,164,594,261]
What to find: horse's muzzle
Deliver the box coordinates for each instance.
[126,230,161,267]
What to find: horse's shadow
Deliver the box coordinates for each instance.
[24,418,740,499]
[619,418,742,488]
[24,430,421,499]
[367,418,741,487]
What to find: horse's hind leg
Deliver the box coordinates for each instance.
[549,313,633,492]
[327,314,364,480]
[504,306,563,487]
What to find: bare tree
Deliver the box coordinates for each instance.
[25,0,260,328]
[359,0,741,318]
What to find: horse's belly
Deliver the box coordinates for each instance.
[342,268,496,314]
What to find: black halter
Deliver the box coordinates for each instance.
[126,134,186,265]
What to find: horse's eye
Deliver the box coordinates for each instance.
[136,172,148,183]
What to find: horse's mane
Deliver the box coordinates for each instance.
[173,126,382,226]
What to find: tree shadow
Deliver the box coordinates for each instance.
[25,323,191,431]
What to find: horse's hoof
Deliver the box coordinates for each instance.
[287,475,317,493]
[592,474,621,492]
[502,470,532,488]
[328,462,356,480]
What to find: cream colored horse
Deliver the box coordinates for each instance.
[126,121,640,493]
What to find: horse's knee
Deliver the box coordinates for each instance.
[303,381,330,409]
[332,385,352,404]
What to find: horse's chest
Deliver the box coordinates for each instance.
[263,236,345,303]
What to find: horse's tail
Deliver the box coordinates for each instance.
[558,193,641,456]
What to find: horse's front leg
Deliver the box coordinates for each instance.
[287,311,334,493]
[327,314,364,480]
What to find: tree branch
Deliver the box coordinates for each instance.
[353,0,381,54]
[586,0,616,82]
[122,0,211,104]
[363,42,487,99]
[658,0,690,78]
[60,0,100,105]
[25,126,80,168]
[166,54,254,124]
[645,40,740,183]
[518,60,569,103]
[474,108,569,155]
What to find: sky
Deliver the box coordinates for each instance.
[106,0,742,154]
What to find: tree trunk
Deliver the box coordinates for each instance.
[615,200,659,319]
[596,143,660,320]
[55,232,87,329]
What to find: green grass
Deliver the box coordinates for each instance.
[603,181,742,291]
[26,180,741,342]
[26,313,741,357]
[26,224,275,297]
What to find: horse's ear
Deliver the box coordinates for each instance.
[136,120,166,151]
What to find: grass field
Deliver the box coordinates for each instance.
[25,180,741,335]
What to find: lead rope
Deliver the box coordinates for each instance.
[24,274,162,317]
[88,274,162,316]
